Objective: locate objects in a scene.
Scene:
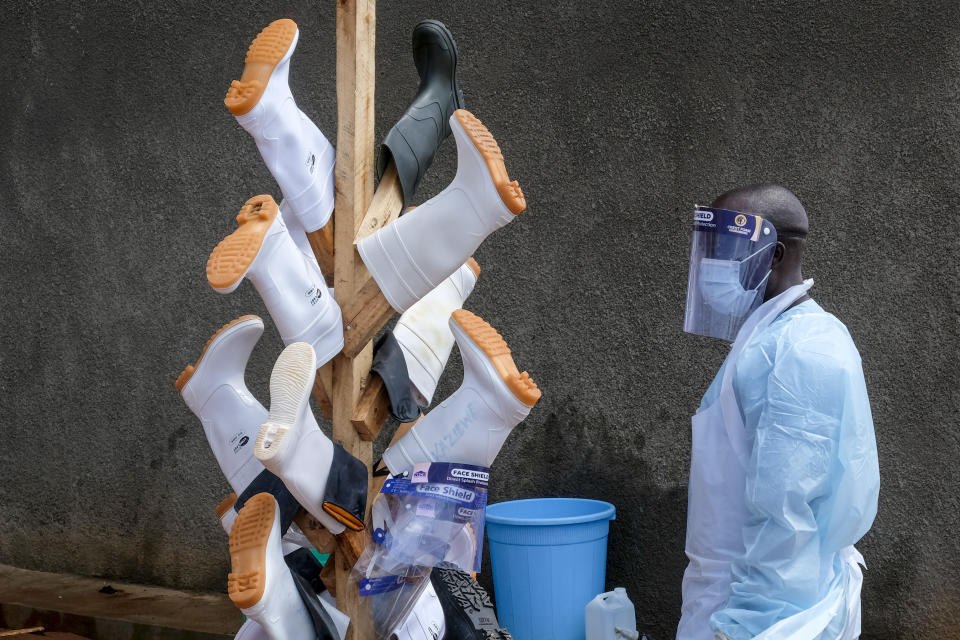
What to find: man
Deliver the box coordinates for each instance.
[678,184,880,640]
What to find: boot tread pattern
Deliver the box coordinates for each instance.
[452,310,542,407]
[437,567,495,613]
[227,492,275,609]
[434,566,515,638]
[254,342,315,461]
[224,19,298,116]
[175,315,261,392]
[206,195,279,291]
[454,110,526,215]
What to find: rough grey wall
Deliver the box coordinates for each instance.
[2,1,959,638]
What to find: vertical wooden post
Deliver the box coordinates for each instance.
[331,1,375,637]
[300,1,405,635]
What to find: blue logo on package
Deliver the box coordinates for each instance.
[382,479,486,510]
[693,206,764,241]
[359,574,405,596]
[406,462,490,487]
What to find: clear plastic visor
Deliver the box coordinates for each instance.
[683,206,778,342]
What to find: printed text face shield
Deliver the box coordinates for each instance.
[684,206,778,342]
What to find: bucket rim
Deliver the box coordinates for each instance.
[485,497,616,526]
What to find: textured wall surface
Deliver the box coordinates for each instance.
[2,1,959,638]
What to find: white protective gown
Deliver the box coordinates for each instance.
[678,283,880,640]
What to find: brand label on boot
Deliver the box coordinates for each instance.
[230,431,250,454]
[306,284,325,307]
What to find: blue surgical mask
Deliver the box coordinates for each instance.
[697,245,772,318]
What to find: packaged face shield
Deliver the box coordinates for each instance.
[364,463,488,575]
[683,206,778,342]
[352,463,489,640]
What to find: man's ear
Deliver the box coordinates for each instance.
[771,242,785,267]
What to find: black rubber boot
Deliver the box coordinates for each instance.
[431,565,514,640]
[376,19,465,206]
[321,442,369,532]
[372,331,422,423]
[284,547,327,595]
[235,469,301,535]
[287,560,340,640]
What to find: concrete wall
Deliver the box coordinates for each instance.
[2,1,958,638]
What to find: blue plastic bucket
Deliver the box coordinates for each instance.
[485,498,616,640]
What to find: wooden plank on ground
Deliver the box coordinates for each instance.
[0,564,237,640]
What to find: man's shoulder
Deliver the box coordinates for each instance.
[777,304,862,372]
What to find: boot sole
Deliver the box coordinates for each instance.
[466,256,481,278]
[175,315,261,392]
[225,19,298,116]
[432,566,512,639]
[206,195,279,292]
[227,492,276,610]
[451,309,541,407]
[453,110,526,215]
[254,342,316,463]
[215,492,239,520]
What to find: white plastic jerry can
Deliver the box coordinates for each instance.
[585,587,637,640]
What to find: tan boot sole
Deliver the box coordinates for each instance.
[175,315,261,392]
[215,492,239,520]
[227,492,275,610]
[454,110,526,215]
[224,19,298,116]
[206,195,279,291]
[451,309,541,407]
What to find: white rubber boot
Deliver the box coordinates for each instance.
[393,259,480,407]
[207,195,343,366]
[225,19,335,233]
[228,493,316,640]
[383,310,541,477]
[279,199,317,263]
[234,619,270,640]
[358,110,526,313]
[217,493,240,535]
[177,316,267,495]
[319,595,351,640]
[254,342,369,535]
[391,580,445,640]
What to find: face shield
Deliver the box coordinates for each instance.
[683,206,778,342]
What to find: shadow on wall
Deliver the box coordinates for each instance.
[482,397,689,640]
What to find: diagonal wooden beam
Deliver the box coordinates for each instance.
[307,221,335,287]
[354,160,404,243]
[311,360,334,420]
[341,276,396,359]
[293,510,338,555]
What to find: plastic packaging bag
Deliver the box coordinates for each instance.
[353,463,489,639]
[363,462,488,575]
